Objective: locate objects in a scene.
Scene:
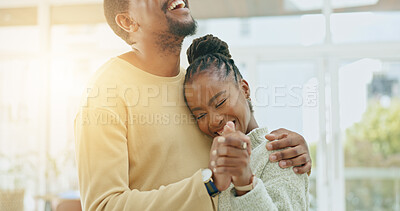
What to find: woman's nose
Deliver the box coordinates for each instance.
[209,113,224,128]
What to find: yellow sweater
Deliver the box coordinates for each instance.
[74,57,214,210]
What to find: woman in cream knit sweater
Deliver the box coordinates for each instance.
[184,34,309,210]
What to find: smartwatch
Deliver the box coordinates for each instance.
[201,168,220,197]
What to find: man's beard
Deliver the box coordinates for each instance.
[161,1,197,37]
[166,15,197,37]
[157,1,197,54]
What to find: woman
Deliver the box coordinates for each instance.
[184,35,309,210]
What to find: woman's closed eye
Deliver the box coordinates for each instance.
[196,113,207,120]
[216,98,227,108]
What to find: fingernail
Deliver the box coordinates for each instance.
[211,161,216,166]
[224,125,229,131]
[217,137,225,143]
[213,168,217,173]
[212,150,217,156]
[281,161,287,166]
[270,155,277,161]
[294,168,298,173]
[266,143,273,150]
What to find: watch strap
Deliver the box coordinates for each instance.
[205,179,220,197]
[234,175,257,192]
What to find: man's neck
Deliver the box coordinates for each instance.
[119,34,184,77]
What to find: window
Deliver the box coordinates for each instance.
[339,59,400,210]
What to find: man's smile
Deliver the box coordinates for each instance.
[168,0,186,11]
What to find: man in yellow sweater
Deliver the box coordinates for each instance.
[74,0,312,210]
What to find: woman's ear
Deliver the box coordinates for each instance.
[115,13,139,33]
[240,79,251,99]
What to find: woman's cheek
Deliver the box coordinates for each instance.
[198,121,209,135]
[226,105,237,116]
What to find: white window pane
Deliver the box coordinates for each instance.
[253,60,319,210]
[331,12,400,43]
[0,26,39,53]
[254,61,318,136]
[192,15,325,47]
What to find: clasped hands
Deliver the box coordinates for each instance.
[209,122,311,196]
[209,121,253,195]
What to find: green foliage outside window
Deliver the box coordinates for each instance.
[345,99,400,167]
[345,99,400,211]
[308,99,400,211]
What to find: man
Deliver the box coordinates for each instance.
[74,0,312,210]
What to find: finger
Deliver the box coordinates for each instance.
[225,134,252,155]
[211,136,250,159]
[215,146,248,158]
[265,134,277,141]
[266,135,300,151]
[269,145,307,162]
[278,154,310,168]
[269,128,288,136]
[265,133,288,151]
[265,134,288,150]
[222,121,236,135]
[293,161,312,175]
[210,137,223,164]
[226,121,235,130]
[215,157,247,167]
[268,128,289,139]
[211,136,224,149]
[213,166,244,177]
[265,132,287,142]
[211,136,228,156]
[223,134,250,149]
[210,137,223,160]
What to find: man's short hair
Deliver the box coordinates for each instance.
[104,0,132,45]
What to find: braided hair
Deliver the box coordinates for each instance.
[184,34,254,112]
[185,34,243,84]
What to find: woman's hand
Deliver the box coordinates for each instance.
[265,128,312,175]
[210,122,253,194]
[209,136,231,191]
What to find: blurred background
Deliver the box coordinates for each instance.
[0,0,399,210]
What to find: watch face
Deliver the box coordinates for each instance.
[202,168,212,182]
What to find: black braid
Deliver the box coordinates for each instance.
[184,34,243,85]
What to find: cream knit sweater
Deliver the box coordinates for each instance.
[218,127,309,211]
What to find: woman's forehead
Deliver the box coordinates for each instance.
[186,80,239,101]
[189,70,237,85]
[188,77,229,92]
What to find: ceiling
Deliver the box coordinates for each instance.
[0,0,399,26]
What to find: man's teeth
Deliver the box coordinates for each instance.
[168,0,185,11]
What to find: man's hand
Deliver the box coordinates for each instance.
[265,128,312,175]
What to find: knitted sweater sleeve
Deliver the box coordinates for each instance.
[218,127,309,211]
[228,169,309,211]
